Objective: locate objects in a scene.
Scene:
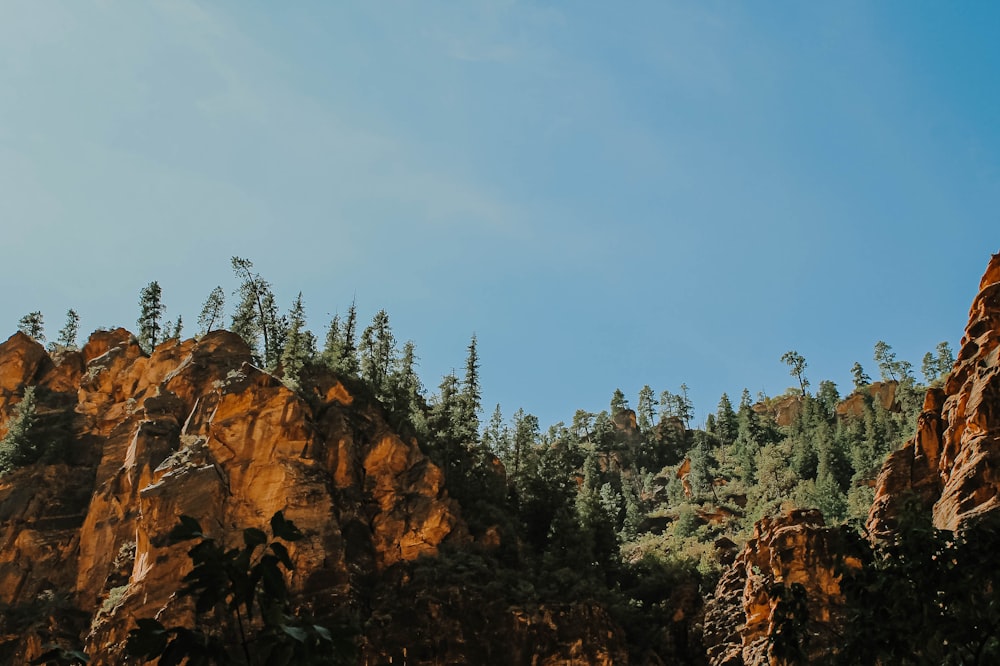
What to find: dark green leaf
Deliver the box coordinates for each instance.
[168,515,204,543]
[270,511,304,542]
[244,527,267,549]
[280,624,308,643]
[269,541,293,570]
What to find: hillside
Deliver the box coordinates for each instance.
[1,254,999,664]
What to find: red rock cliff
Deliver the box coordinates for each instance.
[0,330,466,663]
[869,252,1000,532]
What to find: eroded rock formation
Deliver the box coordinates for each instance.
[703,509,859,666]
[0,330,468,663]
[869,252,1000,533]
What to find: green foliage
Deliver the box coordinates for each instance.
[126,512,354,665]
[53,309,80,350]
[610,388,628,415]
[637,385,656,433]
[359,309,395,398]
[321,301,359,376]
[137,281,165,353]
[781,350,809,394]
[922,341,956,386]
[0,386,39,473]
[873,340,912,384]
[851,361,871,389]
[280,292,315,386]
[18,311,45,342]
[198,287,226,335]
[840,504,1000,664]
[231,257,285,369]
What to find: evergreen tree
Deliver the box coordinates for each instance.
[231,257,281,367]
[0,386,39,473]
[17,311,44,342]
[715,393,739,447]
[231,289,260,359]
[509,407,539,486]
[816,380,840,417]
[482,404,509,458]
[172,316,183,340]
[261,291,287,369]
[386,340,424,433]
[610,389,629,416]
[360,309,395,398]
[923,341,956,385]
[459,334,482,442]
[197,286,226,335]
[677,383,693,428]
[280,292,312,385]
[137,281,165,353]
[54,309,80,350]
[851,362,871,390]
[571,409,595,443]
[781,350,809,395]
[322,301,360,376]
[637,385,656,433]
[732,388,766,483]
[935,341,955,379]
[658,390,676,420]
[873,341,912,384]
[687,434,715,501]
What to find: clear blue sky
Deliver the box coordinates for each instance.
[2,1,997,429]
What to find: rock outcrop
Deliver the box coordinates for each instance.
[869,252,1000,533]
[703,509,859,666]
[0,328,631,664]
[835,381,899,420]
[0,330,468,663]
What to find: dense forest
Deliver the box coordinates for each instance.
[7,255,993,665]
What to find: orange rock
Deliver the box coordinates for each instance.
[0,327,467,663]
[868,254,1000,533]
[703,509,859,666]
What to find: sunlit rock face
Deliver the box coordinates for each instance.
[703,509,859,666]
[0,330,465,663]
[868,253,1000,533]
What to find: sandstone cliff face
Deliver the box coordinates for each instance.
[869,253,1000,532]
[703,509,858,666]
[0,330,468,663]
[0,329,629,664]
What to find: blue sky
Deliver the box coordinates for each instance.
[1,1,997,429]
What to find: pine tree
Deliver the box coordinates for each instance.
[231,257,281,367]
[483,404,509,457]
[231,290,260,359]
[260,291,287,369]
[781,350,809,395]
[137,281,165,353]
[610,389,628,416]
[510,407,539,485]
[715,393,739,447]
[280,292,311,385]
[197,286,226,335]
[935,341,955,379]
[637,385,655,433]
[851,362,871,390]
[54,309,80,350]
[17,311,44,342]
[0,386,39,473]
[459,334,482,443]
[360,310,395,397]
[677,383,693,428]
[322,302,360,376]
